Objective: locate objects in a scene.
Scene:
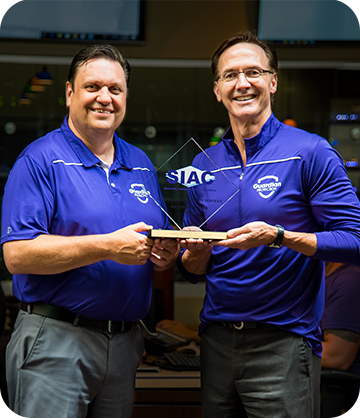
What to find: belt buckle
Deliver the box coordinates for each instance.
[108,321,113,333]
[108,321,127,333]
[233,321,244,330]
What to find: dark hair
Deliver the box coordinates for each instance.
[67,44,131,90]
[211,30,278,81]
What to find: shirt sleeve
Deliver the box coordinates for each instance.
[1,155,54,244]
[305,140,360,265]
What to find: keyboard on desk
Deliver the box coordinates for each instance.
[164,352,201,371]
[143,327,190,354]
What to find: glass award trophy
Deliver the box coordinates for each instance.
[145,137,240,240]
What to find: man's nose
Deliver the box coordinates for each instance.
[97,87,112,103]
[235,72,251,88]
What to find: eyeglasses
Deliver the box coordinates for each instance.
[217,68,274,83]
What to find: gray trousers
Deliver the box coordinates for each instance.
[200,322,321,418]
[6,310,144,418]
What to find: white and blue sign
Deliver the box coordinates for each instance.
[166,165,215,188]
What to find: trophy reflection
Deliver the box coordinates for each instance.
[145,137,239,240]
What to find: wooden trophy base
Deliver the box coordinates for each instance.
[148,229,227,240]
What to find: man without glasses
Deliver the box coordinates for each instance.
[1,44,178,418]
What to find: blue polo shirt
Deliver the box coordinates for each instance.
[1,117,171,321]
[178,114,360,356]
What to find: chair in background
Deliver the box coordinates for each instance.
[321,369,360,417]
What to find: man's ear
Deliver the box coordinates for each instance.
[65,81,73,108]
[270,73,278,95]
[213,82,222,103]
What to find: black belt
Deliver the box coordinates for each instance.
[20,302,137,334]
[216,321,276,330]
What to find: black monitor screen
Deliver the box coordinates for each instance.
[258,0,360,44]
[0,0,145,43]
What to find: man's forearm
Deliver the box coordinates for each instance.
[282,230,317,257]
[321,341,348,370]
[219,222,317,256]
[322,330,360,370]
[3,234,114,275]
[3,222,154,275]
[181,248,212,275]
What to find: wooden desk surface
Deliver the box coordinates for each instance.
[136,366,200,389]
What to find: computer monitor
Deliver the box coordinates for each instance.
[0,0,145,44]
[258,0,360,45]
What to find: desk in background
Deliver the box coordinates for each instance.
[133,366,201,418]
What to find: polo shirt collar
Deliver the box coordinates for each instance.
[60,116,131,170]
[222,113,281,158]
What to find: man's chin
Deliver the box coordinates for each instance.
[88,115,118,127]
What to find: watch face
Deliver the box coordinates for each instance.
[267,243,281,249]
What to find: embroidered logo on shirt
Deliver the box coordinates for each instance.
[253,175,282,199]
[129,183,151,204]
[165,166,215,188]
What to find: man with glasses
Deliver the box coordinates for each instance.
[178,31,360,418]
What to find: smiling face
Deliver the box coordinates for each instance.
[66,58,127,144]
[213,42,277,132]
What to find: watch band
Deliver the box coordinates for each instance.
[267,225,284,249]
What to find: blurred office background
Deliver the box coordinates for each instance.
[0,0,359,325]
